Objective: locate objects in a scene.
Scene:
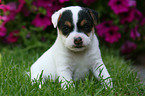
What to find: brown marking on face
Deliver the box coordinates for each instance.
[58,28,69,37]
[85,27,95,36]
[80,19,87,26]
[58,14,62,23]
[89,10,97,25]
[65,21,72,27]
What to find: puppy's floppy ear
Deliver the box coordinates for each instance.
[84,8,98,25]
[89,9,98,25]
[51,11,61,28]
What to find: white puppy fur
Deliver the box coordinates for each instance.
[31,6,113,89]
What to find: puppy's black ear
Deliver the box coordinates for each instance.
[84,8,98,25]
[89,9,98,25]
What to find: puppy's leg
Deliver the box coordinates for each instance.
[31,70,45,88]
[57,66,73,89]
[91,59,113,88]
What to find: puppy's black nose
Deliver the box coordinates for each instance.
[74,37,83,46]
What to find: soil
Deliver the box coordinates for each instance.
[133,64,145,84]
[132,54,145,84]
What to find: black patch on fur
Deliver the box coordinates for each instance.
[58,10,74,36]
[82,7,98,25]
[77,9,94,34]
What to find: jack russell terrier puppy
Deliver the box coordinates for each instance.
[30,6,113,89]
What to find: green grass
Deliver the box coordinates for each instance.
[0,46,145,96]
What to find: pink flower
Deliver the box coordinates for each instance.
[32,0,62,24]
[133,9,143,20]
[32,14,51,30]
[108,0,129,14]
[130,26,140,40]
[0,15,9,23]
[140,17,145,26]
[21,6,31,17]
[120,8,142,24]
[51,2,63,11]
[82,0,96,6]
[5,1,25,21]
[120,41,137,54]
[7,2,17,11]
[16,0,25,13]
[96,21,113,37]
[104,26,121,43]
[46,8,55,17]
[31,0,63,29]
[129,0,136,7]
[59,0,69,3]
[76,0,96,6]
[0,25,7,37]
[33,0,53,8]
[0,4,10,13]
[6,2,17,20]
[33,0,63,10]
[6,30,19,43]
[96,21,121,43]
[0,0,1,3]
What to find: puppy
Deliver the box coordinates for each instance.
[31,6,113,89]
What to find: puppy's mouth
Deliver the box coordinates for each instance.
[73,45,84,48]
[68,44,87,52]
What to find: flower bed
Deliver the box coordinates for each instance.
[0,0,145,56]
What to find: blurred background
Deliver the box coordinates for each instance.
[0,0,145,64]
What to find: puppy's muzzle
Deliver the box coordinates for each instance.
[74,37,83,48]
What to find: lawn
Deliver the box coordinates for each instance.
[0,46,145,96]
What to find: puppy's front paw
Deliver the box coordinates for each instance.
[103,78,113,89]
[61,81,75,90]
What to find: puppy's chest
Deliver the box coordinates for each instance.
[70,55,91,80]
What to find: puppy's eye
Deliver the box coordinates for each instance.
[61,25,70,36]
[62,26,70,31]
[84,24,90,29]
[83,24,91,32]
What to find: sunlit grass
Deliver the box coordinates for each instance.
[0,46,145,96]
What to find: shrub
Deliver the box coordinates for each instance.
[0,0,145,56]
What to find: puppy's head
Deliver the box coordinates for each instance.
[52,6,98,52]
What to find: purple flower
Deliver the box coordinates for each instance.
[0,15,9,23]
[130,26,140,40]
[7,2,17,11]
[108,0,129,14]
[0,4,10,13]
[120,41,137,54]
[6,2,17,20]
[133,9,143,20]
[140,17,145,26]
[33,0,53,8]
[21,6,31,17]
[59,0,70,3]
[32,14,51,30]
[0,24,7,37]
[96,21,113,37]
[2,0,25,22]
[104,26,121,43]
[16,0,25,13]
[120,8,142,24]
[33,0,62,11]
[6,30,19,43]
[83,0,96,6]
[31,0,63,29]
[96,21,121,43]
[76,0,96,6]
[129,0,136,7]
[26,32,31,39]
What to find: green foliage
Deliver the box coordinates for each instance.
[0,46,144,96]
[1,0,145,56]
